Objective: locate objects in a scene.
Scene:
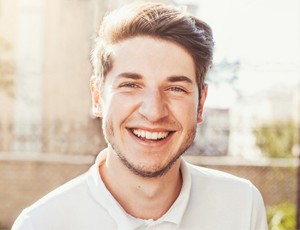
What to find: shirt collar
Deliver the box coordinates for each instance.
[87,150,191,229]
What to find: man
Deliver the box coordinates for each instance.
[13,2,267,229]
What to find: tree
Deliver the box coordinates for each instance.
[254,120,297,158]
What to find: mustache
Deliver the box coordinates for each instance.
[125,116,182,130]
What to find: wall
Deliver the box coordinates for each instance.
[0,155,92,228]
[185,155,297,206]
[0,155,297,229]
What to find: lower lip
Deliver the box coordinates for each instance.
[127,129,174,147]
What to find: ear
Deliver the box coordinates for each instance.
[90,76,102,117]
[197,84,208,123]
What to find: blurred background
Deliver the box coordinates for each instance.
[0,0,299,229]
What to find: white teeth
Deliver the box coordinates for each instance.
[146,132,151,139]
[151,132,158,139]
[132,129,169,140]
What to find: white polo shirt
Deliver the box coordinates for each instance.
[12,152,268,230]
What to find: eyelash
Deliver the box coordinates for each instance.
[120,83,139,88]
[119,83,188,94]
[168,86,187,93]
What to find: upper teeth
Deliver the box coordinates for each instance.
[132,129,169,140]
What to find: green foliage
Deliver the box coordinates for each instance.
[254,120,297,158]
[267,203,296,230]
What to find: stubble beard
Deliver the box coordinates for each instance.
[103,118,196,178]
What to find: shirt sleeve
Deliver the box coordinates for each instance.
[250,184,268,230]
[11,211,35,230]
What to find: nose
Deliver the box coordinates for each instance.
[138,89,168,122]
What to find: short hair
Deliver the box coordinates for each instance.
[91,1,214,98]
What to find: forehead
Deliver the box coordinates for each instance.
[107,36,196,82]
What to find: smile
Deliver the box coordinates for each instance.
[131,129,169,140]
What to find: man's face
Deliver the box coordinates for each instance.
[98,36,207,177]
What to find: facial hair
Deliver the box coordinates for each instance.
[102,117,197,178]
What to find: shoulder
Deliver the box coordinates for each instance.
[12,162,116,229]
[181,161,267,229]
[28,172,88,211]
[186,161,251,185]
[185,161,263,202]
[13,172,89,229]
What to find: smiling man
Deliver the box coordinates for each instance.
[13,2,268,230]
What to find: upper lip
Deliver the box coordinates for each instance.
[126,126,175,132]
[127,125,176,132]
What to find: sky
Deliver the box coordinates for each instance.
[177,0,300,108]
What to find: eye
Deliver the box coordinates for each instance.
[120,83,139,88]
[168,86,187,93]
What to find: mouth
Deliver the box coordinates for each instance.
[130,128,172,141]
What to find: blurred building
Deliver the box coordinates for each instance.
[0,0,105,155]
[229,84,299,159]
[187,108,230,156]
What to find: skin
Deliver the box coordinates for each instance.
[91,36,208,219]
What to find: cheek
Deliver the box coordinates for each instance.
[172,100,199,121]
[104,117,114,137]
[102,94,139,121]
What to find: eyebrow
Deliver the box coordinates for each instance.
[116,72,142,80]
[116,72,193,84]
[166,76,193,84]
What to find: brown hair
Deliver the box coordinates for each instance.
[91,1,214,97]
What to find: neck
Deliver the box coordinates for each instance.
[99,149,182,220]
